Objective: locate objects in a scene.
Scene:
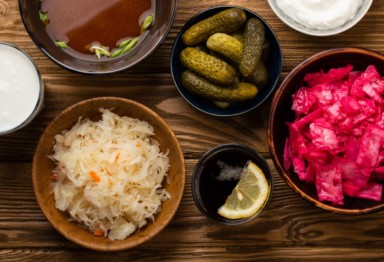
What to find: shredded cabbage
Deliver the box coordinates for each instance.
[50,108,170,240]
[285,65,384,205]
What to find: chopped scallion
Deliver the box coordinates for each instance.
[39,10,49,24]
[121,37,139,54]
[55,41,68,48]
[118,39,131,49]
[141,15,154,33]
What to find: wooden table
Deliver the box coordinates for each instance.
[1,0,384,261]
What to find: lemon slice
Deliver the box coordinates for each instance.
[218,161,270,219]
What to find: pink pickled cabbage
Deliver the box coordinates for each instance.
[285,65,384,205]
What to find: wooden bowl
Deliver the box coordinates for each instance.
[19,0,176,74]
[268,48,384,215]
[32,97,185,251]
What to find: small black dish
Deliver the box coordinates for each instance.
[170,5,282,117]
[191,143,273,225]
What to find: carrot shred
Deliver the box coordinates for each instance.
[89,171,101,183]
[136,142,141,147]
[114,152,120,163]
[94,228,104,237]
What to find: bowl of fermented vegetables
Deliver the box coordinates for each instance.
[19,0,176,74]
[32,97,185,251]
[170,6,282,117]
[268,48,384,214]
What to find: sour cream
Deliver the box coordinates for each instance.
[0,43,44,134]
[275,0,363,30]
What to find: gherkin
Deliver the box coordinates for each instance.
[181,8,247,46]
[181,70,258,102]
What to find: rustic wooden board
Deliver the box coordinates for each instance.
[1,0,384,260]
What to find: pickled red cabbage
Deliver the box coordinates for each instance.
[285,65,384,205]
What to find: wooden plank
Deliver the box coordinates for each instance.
[1,0,384,259]
[0,77,270,161]
[1,247,384,261]
[1,161,384,250]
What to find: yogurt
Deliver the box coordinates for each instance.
[275,0,363,30]
[0,43,43,134]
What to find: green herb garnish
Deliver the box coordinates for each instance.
[39,10,49,24]
[55,41,68,48]
[118,39,131,49]
[95,49,101,60]
[111,48,123,58]
[121,37,139,54]
[141,15,154,33]
[90,45,111,60]
[86,15,148,60]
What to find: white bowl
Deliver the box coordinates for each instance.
[267,0,373,36]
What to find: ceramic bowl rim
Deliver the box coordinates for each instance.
[267,0,373,37]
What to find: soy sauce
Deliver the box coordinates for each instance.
[193,145,264,223]
[40,0,154,61]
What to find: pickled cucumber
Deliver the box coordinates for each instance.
[194,45,209,53]
[181,8,247,46]
[181,70,258,102]
[239,18,265,77]
[180,47,237,86]
[246,62,269,90]
[206,33,243,65]
[260,38,270,64]
[213,101,231,108]
[230,30,244,44]
[206,32,269,90]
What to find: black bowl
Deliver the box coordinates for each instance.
[19,0,177,74]
[192,143,273,225]
[170,6,282,117]
[268,47,384,215]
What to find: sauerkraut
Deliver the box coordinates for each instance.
[50,108,170,240]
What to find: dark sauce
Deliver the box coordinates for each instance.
[199,160,239,215]
[40,0,154,61]
[194,146,264,223]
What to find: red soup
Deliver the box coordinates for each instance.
[40,0,155,61]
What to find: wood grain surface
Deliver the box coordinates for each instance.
[1,0,384,261]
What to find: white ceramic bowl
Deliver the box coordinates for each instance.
[267,0,373,36]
